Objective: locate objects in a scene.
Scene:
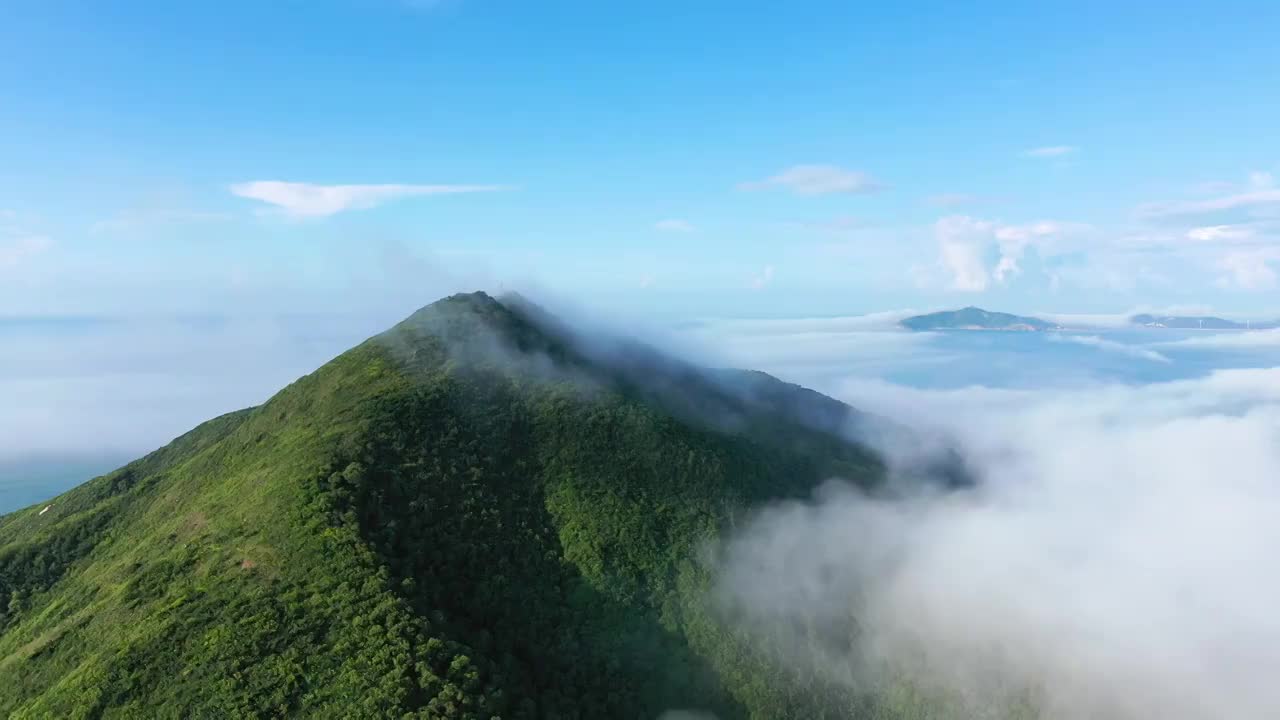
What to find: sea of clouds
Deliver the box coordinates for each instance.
[702,317,1280,719]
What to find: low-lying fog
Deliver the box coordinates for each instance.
[696,316,1280,719]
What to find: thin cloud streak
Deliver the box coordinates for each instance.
[230,180,509,217]
[655,219,696,233]
[1022,145,1077,158]
[1137,190,1280,220]
[739,165,883,195]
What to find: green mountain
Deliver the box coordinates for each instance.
[0,292,947,719]
[900,307,1057,331]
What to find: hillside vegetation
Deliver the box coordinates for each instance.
[900,307,1056,331]
[0,292,972,719]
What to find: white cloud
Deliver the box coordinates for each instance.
[1141,189,1280,219]
[1128,175,1280,288]
[992,220,1074,282]
[1161,329,1280,349]
[1138,173,1280,221]
[1022,145,1077,158]
[1218,249,1280,290]
[1186,224,1257,242]
[739,165,883,195]
[932,216,1082,291]
[935,217,992,291]
[991,256,1020,283]
[750,265,776,290]
[229,180,507,217]
[717,368,1280,719]
[1176,172,1276,208]
[654,219,695,233]
[992,220,1067,243]
[1050,333,1171,363]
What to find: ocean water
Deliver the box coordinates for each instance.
[712,326,1280,395]
[0,455,127,515]
[883,329,1280,388]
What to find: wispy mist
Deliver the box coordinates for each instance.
[1050,333,1172,363]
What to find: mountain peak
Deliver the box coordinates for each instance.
[379,289,560,369]
[397,289,505,326]
[0,290,906,718]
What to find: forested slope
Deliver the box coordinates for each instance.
[0,292,939,719]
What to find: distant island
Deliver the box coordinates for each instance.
[1129,314,1279,330]
[900,307,1059,331]
[901,307,1280,332]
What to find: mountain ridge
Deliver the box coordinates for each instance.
[0,291,948,719]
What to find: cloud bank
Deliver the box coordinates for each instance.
[1161,328,1280,349]
[1051,333,1171,363]
[714,369,1280,718]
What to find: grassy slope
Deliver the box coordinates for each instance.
[0,293,919,719]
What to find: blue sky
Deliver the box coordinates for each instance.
[3,0,1280,320]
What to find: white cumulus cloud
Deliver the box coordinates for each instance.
[931,216,1082,291]
[935,216,993,291]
